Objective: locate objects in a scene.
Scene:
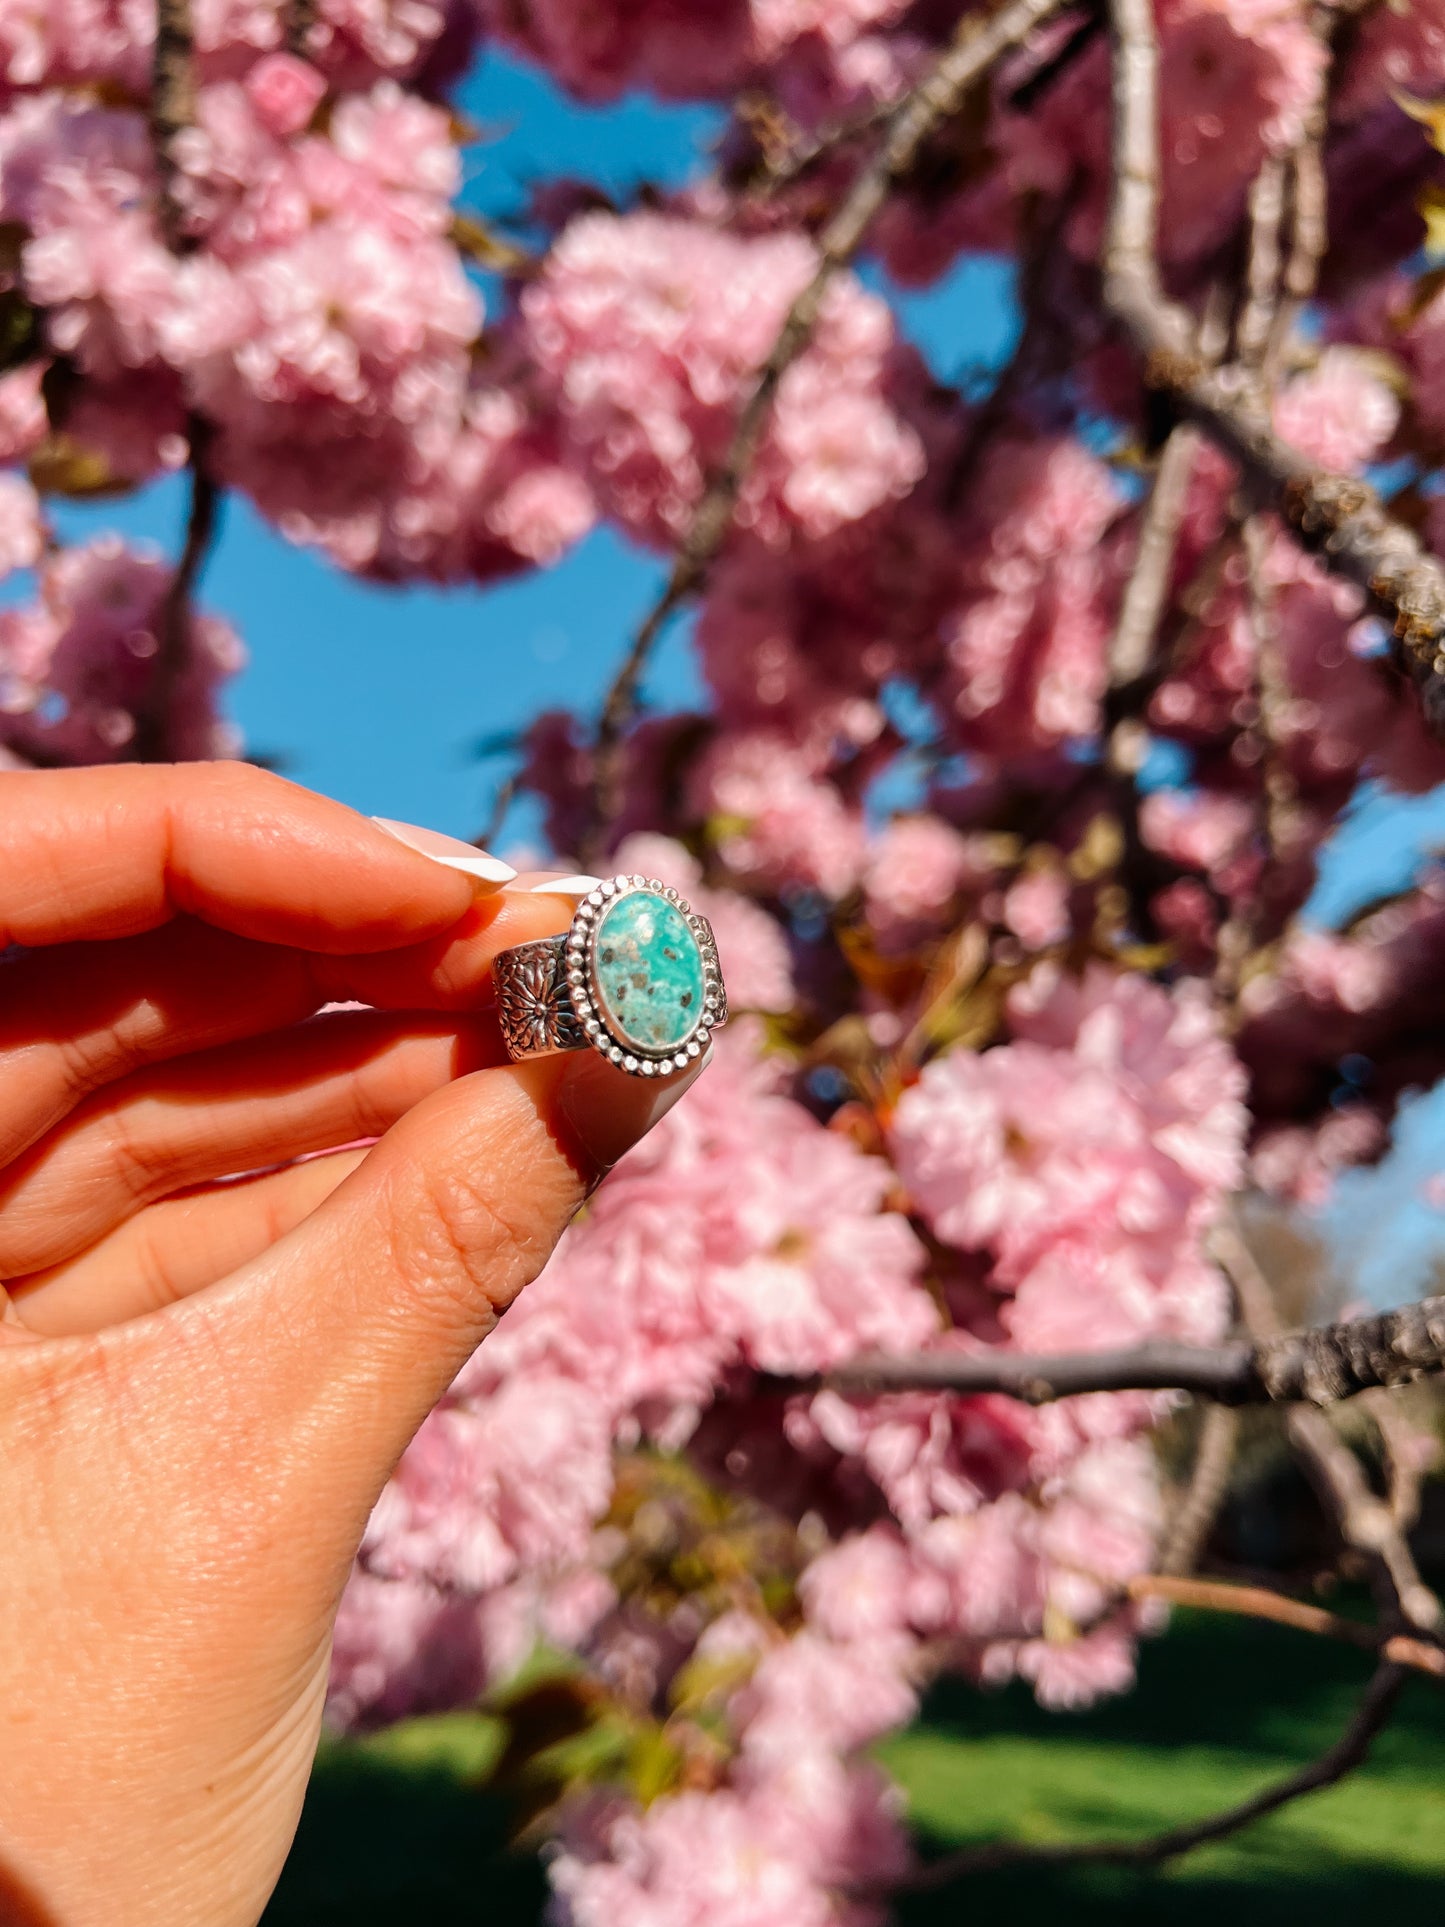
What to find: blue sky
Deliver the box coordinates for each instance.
[46,47,1445,1303]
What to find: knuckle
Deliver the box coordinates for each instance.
[101,1104,172,1209]
[396,1155,548,1320]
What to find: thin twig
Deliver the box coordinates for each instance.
[132,420,221,763]
[1267,138,1326,366]
[1365,1390,1438,1532]
[1265,1,1335,365]
[1234,157,1288,372]
[1130,1574,1445,1678]
[481,770,518,850]
[1102,0,1445,734]
[1108,425,1202,695]
[1160,1403,1240,1576]
[1214,513,1303,991]
[286,0,319,55]
[895,1660,1407,1890]
[770,1290,1445,1408]
[1213,1218,1444,1634]
[746,97,894,198]
[151,0,196,251]
[585,0,1070,851]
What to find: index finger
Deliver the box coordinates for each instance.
[0,764,479,952]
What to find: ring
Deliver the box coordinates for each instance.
[494,874,728,1076]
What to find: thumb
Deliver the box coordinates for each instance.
[173,1042,705,1550]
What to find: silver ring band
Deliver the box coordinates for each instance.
[494,875,728,1076]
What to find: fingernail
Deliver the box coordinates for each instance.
[521,874,605,901]
[558,1044,710,1176]
[371,818,517,888]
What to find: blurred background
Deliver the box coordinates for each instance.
[52,44,1445,1322]
[73,43,1431,1926]
[11,25,1444,1920]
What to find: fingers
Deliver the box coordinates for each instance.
[9,1151,366,1336]
[179,1045,708,1498]
[0,763,482,950]
[0,1010,506,1276]
[0,887,574,1168]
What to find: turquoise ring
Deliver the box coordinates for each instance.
[494,875,727,1076]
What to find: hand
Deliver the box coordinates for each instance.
[0,764,700,1927]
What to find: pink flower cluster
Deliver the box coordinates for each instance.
[0,0,470,102]
[939,435,1125,760]
[11,0,1445,1911]
[521,210,926,551]
[0,532,243,762]
[332,1021,936,1723]
[0,58,593,580]
[479,0,909,103]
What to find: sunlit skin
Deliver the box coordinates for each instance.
[0,763,697,1927]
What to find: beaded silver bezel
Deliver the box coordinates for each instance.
[564,874,726,1078]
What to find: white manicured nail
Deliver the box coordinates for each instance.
[522,874,605,900]
[370,818,517,887]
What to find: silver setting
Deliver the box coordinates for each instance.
[494,874,727,1076]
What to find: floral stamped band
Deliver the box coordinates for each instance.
[495,875,728,1076]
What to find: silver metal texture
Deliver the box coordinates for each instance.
[494,874,728,1076]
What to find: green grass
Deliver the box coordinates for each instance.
[265,1614,1444,1925]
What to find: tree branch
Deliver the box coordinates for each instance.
[1130,1574,1445,1678]
[151,0,197,251]
[132,419,221,763]
[286,0,319,55]
[1102,0,1445,732]
[1107,423,1202,696]
[895,1660,1407,1890]
[1212,1219,1444,1634]
[1234,156,1288,370]
[1160,1402,1240,1576]
[584,0,1070,849]
[770,1292,1445,1408]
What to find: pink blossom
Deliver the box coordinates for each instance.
[1009,1616,1142,1710]
[891,966,1247,1280]
[0,364,46,462]
[459,1023,936,1425]
[293,0,463,85]
[327,1566,490,1731]
[863,814,984,949]
[1335,0,1445,121]
[479,0,904,103]
[1140,788,1256,876]
[361,1376,615,1593]
[1150,525,1442,799]
[693,501,959,747]
[796,1526,919,1642]
[0,0,152,101]
[751,0,908,58]
[1250,1106,1389,1205]
[0,536,243,763]
[551,1760,907,1927]
[690,729,868,899]
[940,436,1124,758]
[0,471,42,576]
[1272,348,1400,473]
[522,211,923,550]
[731,1629,918,1767]
[798,1361,1037,1531]
[478,0,755,103]
[1001,867,1071,950]
[0,93,178,384]
[242,51,327,137]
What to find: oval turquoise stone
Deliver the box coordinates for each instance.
[593,889,706,1053]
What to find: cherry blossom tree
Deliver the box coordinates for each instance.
[5,0,1445,1916]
